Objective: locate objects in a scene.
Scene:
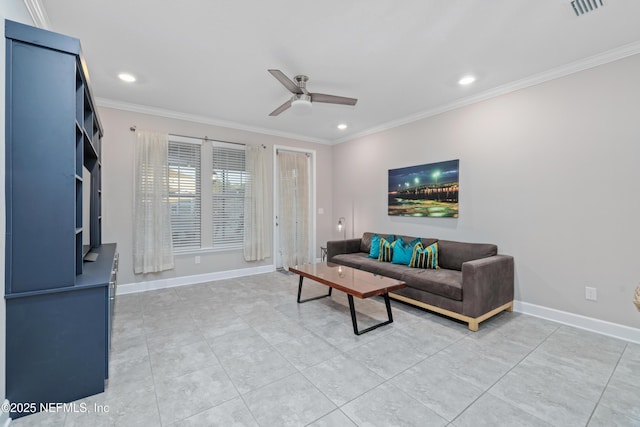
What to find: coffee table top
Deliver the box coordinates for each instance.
[289,262,406,299]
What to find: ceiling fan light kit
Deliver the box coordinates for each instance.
[268,69,357,116]
[291,94,313,115]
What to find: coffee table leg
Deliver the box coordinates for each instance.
[348,293,394,335]
[297,276,332,303]
[384,293,393,323]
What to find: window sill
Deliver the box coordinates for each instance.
[174,246,242,256]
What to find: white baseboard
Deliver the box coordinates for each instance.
[514,300,640,344]
[1,399,10,427]
[116,264,276,295]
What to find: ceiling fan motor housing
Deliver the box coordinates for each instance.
[294,75,309,87]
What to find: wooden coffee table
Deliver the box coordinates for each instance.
[288,263,406,335]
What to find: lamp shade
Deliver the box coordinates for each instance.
[337,217,346,239]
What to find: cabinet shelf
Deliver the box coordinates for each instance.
[84,131,98,165]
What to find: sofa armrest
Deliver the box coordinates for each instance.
[461,255,514,318]
[327,238,362,262]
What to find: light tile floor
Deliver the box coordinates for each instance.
[11,271,640,426]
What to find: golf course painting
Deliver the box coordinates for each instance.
[388,159,459,217]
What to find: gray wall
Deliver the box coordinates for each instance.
[332,54,640,329]
[99,107,334,286]
[1,1,35,408]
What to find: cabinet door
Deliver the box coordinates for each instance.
[6,288,107,417]
[6,41,77,293]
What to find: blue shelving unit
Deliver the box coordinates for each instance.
[4,20,116,419]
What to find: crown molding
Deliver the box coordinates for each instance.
[96,39,640,147]
[95,98,331,145]
[22,0,50,29]
[335,40,640,145]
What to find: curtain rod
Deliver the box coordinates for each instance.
[276,148,311,157]
[129,126,265,148]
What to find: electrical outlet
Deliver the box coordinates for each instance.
[195,255,201,264]
[585,286,597,301]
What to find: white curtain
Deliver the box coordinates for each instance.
[244,144,270,261]
[278,150,310,270]
[133,130,174,273]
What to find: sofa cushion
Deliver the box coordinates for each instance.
[361,232,435,254]
[367,233,395,259]
[361,232,375,254]
[398,234,418,245]
[391,237,421,265]
[401,268,463,301]
[437,240,497,271]
[378,237,396,262]
[365,260,413,281]
[329,254,407,281]
[420,237,439,248]
[410,242,439,269]
[331,253,369,269]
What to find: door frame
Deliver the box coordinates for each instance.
[273,145,317,269]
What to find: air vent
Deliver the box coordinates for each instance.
[571,0,604,16]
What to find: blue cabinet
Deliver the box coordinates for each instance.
[4,20,115,419]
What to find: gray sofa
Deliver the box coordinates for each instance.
[327,232,514,331]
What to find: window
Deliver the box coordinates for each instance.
[212,145,247,249]
[167,136,246,252]
[168,139,201,251]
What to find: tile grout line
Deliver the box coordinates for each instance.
[141,308,164,426]
[448,322,561,426]
[148,292,244,425]
[247,277,341,424]
[195,308,263,427]
[584,342,627,425]
[310,325,472,424]
[172,277,372,424]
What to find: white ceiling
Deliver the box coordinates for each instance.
[37,0,640,144]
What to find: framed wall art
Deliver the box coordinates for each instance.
[388,159,459,217]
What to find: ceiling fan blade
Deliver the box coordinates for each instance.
[310,93,358,106]
[269,99,292,116]
[268,69,302,94]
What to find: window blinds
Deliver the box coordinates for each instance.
[168,140,201,251]
[212,145,246,249]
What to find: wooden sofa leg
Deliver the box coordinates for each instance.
[468,320,479,332]
[506,302,514,312]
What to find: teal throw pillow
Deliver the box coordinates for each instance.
[391,237,422,265]
[369,234,395,259]
[378,237,396,262]
[409,242,439,269]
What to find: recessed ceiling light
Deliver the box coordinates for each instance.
[458,75,476,86]
[337,123,348,130]
[118,73,136,83]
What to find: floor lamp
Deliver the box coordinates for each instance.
[337,217,346,240]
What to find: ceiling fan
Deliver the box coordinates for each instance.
[267,69,358,116]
